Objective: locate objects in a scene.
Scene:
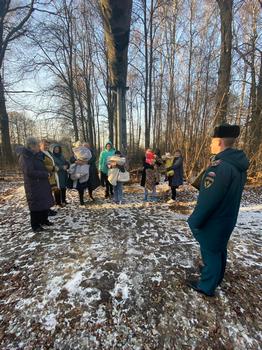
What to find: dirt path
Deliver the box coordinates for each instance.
[0,183,261,349]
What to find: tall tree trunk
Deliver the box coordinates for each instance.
[85,78,94,147]
[182,0,194,148]
[236,65,247,124]
[214,0,233,125]
[0,74,13,165]
[148,0,154,149]
[143,0,149,148]
[70,89,79,141]
[100,0,132,152]
[249,52,262,159]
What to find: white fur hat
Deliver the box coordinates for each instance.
[162,152,173,159]
[73,140,82,148]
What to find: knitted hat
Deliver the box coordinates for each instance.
[145,150,155,165]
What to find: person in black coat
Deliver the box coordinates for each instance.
[50,144,69,207]
[83,142,101,200]
[18,137,54,232]
[166,150,184,201]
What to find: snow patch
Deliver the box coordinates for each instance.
[43,313,57,331]
[64,271,84,295]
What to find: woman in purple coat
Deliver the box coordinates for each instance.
[18,137,54,232]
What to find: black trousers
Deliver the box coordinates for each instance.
[78,188,94,204]
[54,188,67,205]
[171,186,178,200]
[88,188,93,199]
[30,210,48,230]
[78,189,85,205]
[101,172,113,196]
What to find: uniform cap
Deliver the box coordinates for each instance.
[213,124,240,138]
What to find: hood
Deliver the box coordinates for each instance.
[16,146,33,158]
[16,145,26,156]
[50,143,62,155]
[104,141,114,150]
[216,148,249,172]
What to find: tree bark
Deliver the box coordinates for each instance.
[0,74,13,165]
[249,52,262,159]
[214,0,233,125]
[100,0,132,152]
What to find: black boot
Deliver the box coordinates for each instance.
[79,189,85,205]
[48,209,57,216]
[186,280,215,297]
[88,189,95,201]
[33,226,44,233]
[43,221,54,227]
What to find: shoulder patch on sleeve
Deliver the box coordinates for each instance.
[210,159,222,167]
[204,175,215,188]
[207,171,216,177]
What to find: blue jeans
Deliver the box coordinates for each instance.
[113,182,123,203]
[144,186,156,199]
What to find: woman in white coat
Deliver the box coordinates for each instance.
[107,151,127,204]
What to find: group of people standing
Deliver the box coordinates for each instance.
[18,138,129,232]
[141,148,184,203]
[18,137,184,233]
[17,123,249,298]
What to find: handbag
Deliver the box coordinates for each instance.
[118,169,130,183]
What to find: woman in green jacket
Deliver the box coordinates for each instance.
[99,141,115,198]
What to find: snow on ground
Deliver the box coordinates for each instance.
[0,181,261,349]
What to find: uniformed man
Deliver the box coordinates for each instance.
[187,124,249,297]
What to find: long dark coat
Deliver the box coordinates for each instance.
[87,148,101,191]
[170,156,184,187]
[50,144,69,189]
[18,147,54,211]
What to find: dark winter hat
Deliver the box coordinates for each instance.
[212,124,240,138]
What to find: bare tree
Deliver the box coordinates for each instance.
[0,0,35,165]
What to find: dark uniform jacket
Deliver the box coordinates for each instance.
[18,147,54,211]
[188,148,249,252]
